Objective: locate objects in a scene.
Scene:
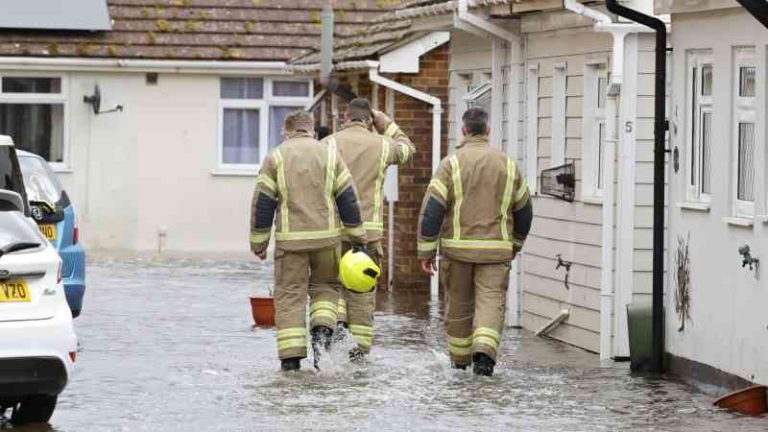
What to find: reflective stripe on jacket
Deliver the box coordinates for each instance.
[250,131,364,252]
[417,135,531,263]
[324,120,415,242]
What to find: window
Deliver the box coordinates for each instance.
[686,52,713,202]
[732,49,756,217]
[551,63,567,167]
[464,81,492,112]
[526,64,539,193]
[0,75,67,166]
[218,77,312,169]
[583,63,608,198]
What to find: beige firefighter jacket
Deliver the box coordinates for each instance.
[417,135,531,263]
[323,118,415,242]
[250,131,365,252]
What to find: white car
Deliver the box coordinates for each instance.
[0,136,77,424]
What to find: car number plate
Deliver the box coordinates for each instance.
[39,224,57,241]
[0,280,30,302]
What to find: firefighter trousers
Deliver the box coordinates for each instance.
[273,246,341,360]
[441,257,510,366]
[337,241,381,353]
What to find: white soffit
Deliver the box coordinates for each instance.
[379,31,450,74]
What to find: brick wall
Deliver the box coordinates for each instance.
[317,44,449,291]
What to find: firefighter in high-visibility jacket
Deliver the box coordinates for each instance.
[323,98,415,359]
[417,107,533,376]
[250,110,365,372]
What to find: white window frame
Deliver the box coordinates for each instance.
[582,61,608,199]
[217,77,312,172]
[732,48,757,218]
[526,63,539,193]
[551,62,567,167]
[686,51,713,203]
[0,72,70,171]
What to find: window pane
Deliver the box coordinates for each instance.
[2,77,61,94]
[597,122,605,189]
[739,66,755,97]
[222,108,260,164]
[0,103,64,162]
[220,78,263,99]
[597,76,607,109]
[269,106,297,148]
[737,122,755,201]
[272,81,310,97]
[700,111,711,194]
[701,65,712,96]
[690,67,697,187]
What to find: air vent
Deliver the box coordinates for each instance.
[540,162,576,202]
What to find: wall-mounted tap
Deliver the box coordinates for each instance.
[738,245,759,273]
[556,254,573,290]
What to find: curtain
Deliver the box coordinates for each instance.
[223,108,260,164]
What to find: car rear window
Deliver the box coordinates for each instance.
[0,147,25,197]
[18,154,63,204]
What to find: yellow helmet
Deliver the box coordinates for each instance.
[339,248,381,293]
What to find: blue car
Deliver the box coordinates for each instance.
[17,151,86,318]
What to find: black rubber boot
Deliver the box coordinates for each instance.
[349,347,366,363]
[281,358,301,372]
[311,325,334,369]
[472,353,495,377]
[452,362,469,371]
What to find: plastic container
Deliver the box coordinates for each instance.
[714,385,768,416]
[627,301,653,371]
[250,296,275,327]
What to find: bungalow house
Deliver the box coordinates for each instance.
[662,0,767,386]
[0,0,402,252]
[291,0,664,359]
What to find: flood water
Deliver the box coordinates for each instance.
[3,255,765,431]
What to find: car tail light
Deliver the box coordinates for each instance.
[73,221,80,245]
[69,351,77,363]
[57,261,62,284]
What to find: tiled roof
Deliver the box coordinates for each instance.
[289,0,511,68]
[0,0,406,62]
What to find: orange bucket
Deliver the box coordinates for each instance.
[250,296,275,327]
[714,385,768,416]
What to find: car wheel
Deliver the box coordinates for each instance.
[11,394,57,424]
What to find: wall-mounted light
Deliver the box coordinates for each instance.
[83,85,123,115]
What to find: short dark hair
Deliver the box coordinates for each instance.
[462,108,488,136]
[348,98,372,122]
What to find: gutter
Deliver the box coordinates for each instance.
[0,57,288,74]
[605,0,667,374]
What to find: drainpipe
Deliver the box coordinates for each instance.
[368,65,443,298]
[735,0,768,28]
[605,0,667,374]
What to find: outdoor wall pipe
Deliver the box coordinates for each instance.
[368,67,443,173]
[735,0,768,28]
[605,0,667,374]
[535,309,570,337]
[368,66,443,298]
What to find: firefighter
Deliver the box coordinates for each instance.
[417,107,533,376]
[323,98,415,359]
[250,110,365,372]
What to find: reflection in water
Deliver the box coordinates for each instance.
[3,255,761,431]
